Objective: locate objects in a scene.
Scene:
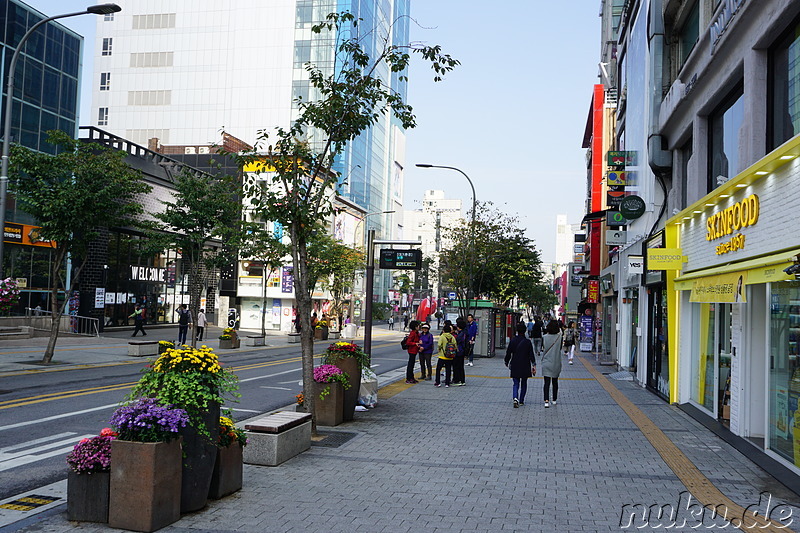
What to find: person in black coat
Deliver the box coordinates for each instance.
[504,323,537,408]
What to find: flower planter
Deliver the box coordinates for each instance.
[208,442,243,499]
[219,338,239,349]
[108,438,182,533]
[179,403,220,513]
[328,330,340,340]
[67,470,109,523]
[314,328,324,340]
[331,356,360,422]
[311,381,344,426]
[295,404,307,412]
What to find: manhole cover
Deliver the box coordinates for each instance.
[311,431,357,448]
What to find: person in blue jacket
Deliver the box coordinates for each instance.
[466,313,478,366]
[418,323,435,380]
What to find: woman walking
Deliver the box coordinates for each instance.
[451,317,468,386]
[540,320,563,408]
[564,321,577,364]
[418,323,434,380]
[405,320,421,384]
[504,323,537,408]
[434,325,457,387]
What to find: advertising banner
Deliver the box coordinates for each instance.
[690,271,747,303]
[587,280,599,303]
[647,248,686,270]
[580,314,594,352]
[281,266,294,293]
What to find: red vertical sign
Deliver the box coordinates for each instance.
[587,280,599,303]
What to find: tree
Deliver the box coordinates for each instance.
[9,130,151,364]
[230,11,458,430]
[439,202,550,310]
[305,230,364,326]
[239,222,289,337]
[144,170,245,347]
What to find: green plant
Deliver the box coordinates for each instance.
[218,413,247,447]
[323,341,370,375]
[129,345,240,440]
[219,327,236,340]
[313,364,351,400]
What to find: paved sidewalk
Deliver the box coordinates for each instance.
[10,350,799,532]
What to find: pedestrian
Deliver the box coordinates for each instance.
[175,304,192,345]
[451,317,468,386]
[434,324,457,387]
[129,304,146,337]
[564,320,577,364]
[541,320,564,407]
[531,315,544,355]
[418,323,434,380]
[504,323,537,408]
[311,312,318,329]
[403,312,409,331]
[405,320,421,384]
[196,308,208,341]
[466,313,478,367]
[526,317,534,338]
[388,315,395,330]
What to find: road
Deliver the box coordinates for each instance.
[0,338,406,501]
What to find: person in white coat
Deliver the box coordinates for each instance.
[540,320,563,408]
[196,308,208,342]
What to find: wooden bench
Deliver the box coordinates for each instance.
[127,340,159,357]
[244,335,265,346]
[242,411,311,466]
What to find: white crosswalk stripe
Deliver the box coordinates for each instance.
[0,432,95,472]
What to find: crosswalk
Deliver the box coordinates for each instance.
[0,432,95,472]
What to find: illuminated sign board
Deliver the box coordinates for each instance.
[379,249,422,270]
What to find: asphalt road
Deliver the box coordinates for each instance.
[0,339,406,501]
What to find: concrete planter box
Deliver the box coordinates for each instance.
[219,338,239,349]
[311,381,343,426]
[245,335,265,346]
[328,330,341,340]
[108,438,182,532]
[67,470,109,523]
[208,443,243,500]
[287,333,301,343]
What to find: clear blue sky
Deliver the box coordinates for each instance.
[24,0,600,262]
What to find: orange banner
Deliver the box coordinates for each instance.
[3,222,57,248]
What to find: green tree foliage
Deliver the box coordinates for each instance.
[239,221,289,337]
[143,170,244,347]
[9,130,151,363]
[439,202,550,309]
[228,11,457,429]
[306,229,364,325]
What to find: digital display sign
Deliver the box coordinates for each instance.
[379,249,422,270]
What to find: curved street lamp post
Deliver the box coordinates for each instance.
[0,4,122,280]
[415,164,477,318]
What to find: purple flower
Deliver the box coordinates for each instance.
[110,398,189,443]
[66,435,115,474]
[313,364,344,383]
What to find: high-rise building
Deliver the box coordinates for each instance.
[90,0,408,266]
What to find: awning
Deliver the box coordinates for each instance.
[674,248,800,291]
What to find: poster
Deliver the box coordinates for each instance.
[94,288,106,309]
[281,266,294,293]
[580,314,594,352]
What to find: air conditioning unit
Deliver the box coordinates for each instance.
[184,147,196,154]
[198,147,209,154]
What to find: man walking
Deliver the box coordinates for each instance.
[129,304,146,337]
[466,313,478,367]
[531,315,544,355]
[175,304,192,346]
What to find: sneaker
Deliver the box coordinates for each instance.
[434,383,441,387]
[544,401,550,408]
[551,400,557,406]
[569,360,573,365]
[513,398,519,408]
[467,362,474,367]
[519,402,525,406]
[445,384,450,388]
[405,379,415,384]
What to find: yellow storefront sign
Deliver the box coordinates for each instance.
[690,271,747,303]
[647,248,686,270]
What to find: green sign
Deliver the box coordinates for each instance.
[606,210,628,227]
[607,151,637,167]
[379,249,422,270]
[619,195,646,219]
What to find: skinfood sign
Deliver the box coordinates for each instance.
[705,194,759,255]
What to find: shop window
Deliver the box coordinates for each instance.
[768,281,800,466]
[768,16,800,150]
[708,85,744,192]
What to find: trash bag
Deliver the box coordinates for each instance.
[358,368,378,408]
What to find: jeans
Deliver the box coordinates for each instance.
[419,352,432,377]
[532,337,543,354]
[406,352,417,381]
[467,342,475,363]
[435,358,453,385]
[178,324,189,345]
[543,376,559,402]
[196,326,204,341]
[132,321,146,337]
[512,377,528,403]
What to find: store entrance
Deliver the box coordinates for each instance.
[646,286,669,400]
[692,303,732,420]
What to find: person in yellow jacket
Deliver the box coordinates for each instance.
[434,325,457,387]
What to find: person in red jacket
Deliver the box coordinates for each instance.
[405,320,421,384]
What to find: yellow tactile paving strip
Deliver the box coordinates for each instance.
[581,357,793,533]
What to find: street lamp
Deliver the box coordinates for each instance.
[352,210,395,250]
[0,4,122,279]
[415,164,476,317]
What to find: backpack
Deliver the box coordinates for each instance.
[178,310,189,325]
[400,335,409,350]
[444,341,457,358]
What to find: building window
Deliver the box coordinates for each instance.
[769,16,800,150]
[294,40,311,68]
[130,52,174,68]
[708,85,744,192]
[104,13,115,22]
[128,90,172,106]
[102,38,113,56]
[675,2,699,71]
[296,0,313,28]
[100,72,111,91]
[679,137,692,209]
[98,107,108,126]
[132,14,176,30]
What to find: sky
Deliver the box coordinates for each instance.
[23,0,601,263]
